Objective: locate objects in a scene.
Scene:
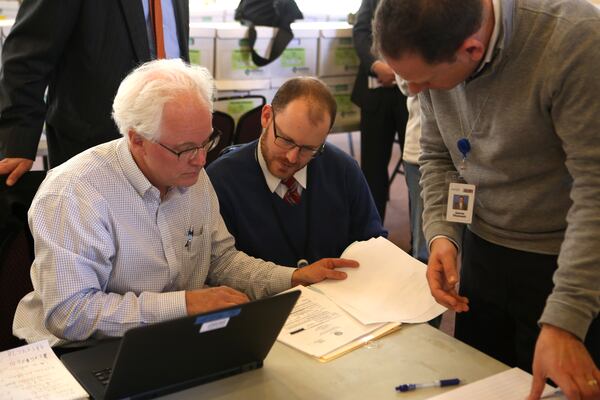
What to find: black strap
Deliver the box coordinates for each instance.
[246,23,294,67]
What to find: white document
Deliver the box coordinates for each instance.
[0,340,89,400]
[314,237,446,324]
[277,286,399,360]
[427,368,564,400]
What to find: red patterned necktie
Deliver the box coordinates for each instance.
[149,0,166,59]
[282,177,301,206]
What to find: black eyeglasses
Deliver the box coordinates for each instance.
[155,128,221,162]
[272,111,325,158]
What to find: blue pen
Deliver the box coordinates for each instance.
[395,378,461,392]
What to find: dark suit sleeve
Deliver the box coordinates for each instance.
[173,0,190,62]
[352,0,377,73]
[0,0,81,160]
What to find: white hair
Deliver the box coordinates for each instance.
[112,59,214,141]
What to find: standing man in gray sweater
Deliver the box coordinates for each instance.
[373,0,600,399]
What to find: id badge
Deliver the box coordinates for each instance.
[446,182,476,224]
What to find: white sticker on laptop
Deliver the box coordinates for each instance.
[195,308,241,333]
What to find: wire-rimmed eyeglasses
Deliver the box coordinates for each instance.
[272,111,325,158]
[155,128,222,162]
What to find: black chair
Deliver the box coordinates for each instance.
[207,111,235,165]
[0,171,46,351]
[234,104,264,145]
[212,95,266,145]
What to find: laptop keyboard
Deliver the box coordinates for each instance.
[92,368,112,386]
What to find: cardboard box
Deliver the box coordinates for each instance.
[188,24,215,75]
[189,4,225,23]
[212,22,275,80]
[0,1,18,19]
[321,76,360,133]
[317,22,359,77]
[268,23,319,78]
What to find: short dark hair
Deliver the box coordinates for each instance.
[271,77,337,129]
[372,0,484,64]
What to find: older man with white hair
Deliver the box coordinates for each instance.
[12,59,356,350]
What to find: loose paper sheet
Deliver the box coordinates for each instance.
[0,340,88,400]
[427,368,564,400]
[314,237,446,324]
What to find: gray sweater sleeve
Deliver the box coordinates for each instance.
[538,17,600,341]
[418,91,465,248]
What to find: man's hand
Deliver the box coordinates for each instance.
[371,61,397,87]
[528,324,600,400]
[291,258,359,286]
[185,286,249,315]
[426,237,469,312]
[0,157,34,186]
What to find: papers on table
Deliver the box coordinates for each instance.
[313,237,446,324]
[277,286,400,362]
[0,340,89,400]
[278,237,445,361]
[427,368,564,400]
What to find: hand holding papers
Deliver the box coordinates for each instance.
[0,340,88,399]
[278,237,446,361]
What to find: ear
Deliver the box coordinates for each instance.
[459,37,486,63]
[261,104,272,129]
[128,130,145,153]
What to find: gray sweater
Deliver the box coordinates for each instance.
[419,0,600,340]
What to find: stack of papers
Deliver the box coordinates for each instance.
[0,340,88,399]
[277,237,446,361]
[315,237,446,324]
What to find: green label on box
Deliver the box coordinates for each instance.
[227,100,256,116]
[189,49,201,66]
[281,48,306,68]
[232,49,257,70]
[334,94,353,113]
[334,48,358,67]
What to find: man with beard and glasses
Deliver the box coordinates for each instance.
[207,77,386,269]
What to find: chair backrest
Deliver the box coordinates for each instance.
[207,111,235,165]
[234,105,263,145]
[0,171,47,351]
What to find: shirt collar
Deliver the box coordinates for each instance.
[474,0,502,75]
[257,135,307,193]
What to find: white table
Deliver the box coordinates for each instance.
[161,323,508,399]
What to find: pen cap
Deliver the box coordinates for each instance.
[440,378,460,387]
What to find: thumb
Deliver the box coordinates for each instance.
[527,370,546,400]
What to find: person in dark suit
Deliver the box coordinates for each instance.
[351,0,408,220]
[0,0,189,185]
